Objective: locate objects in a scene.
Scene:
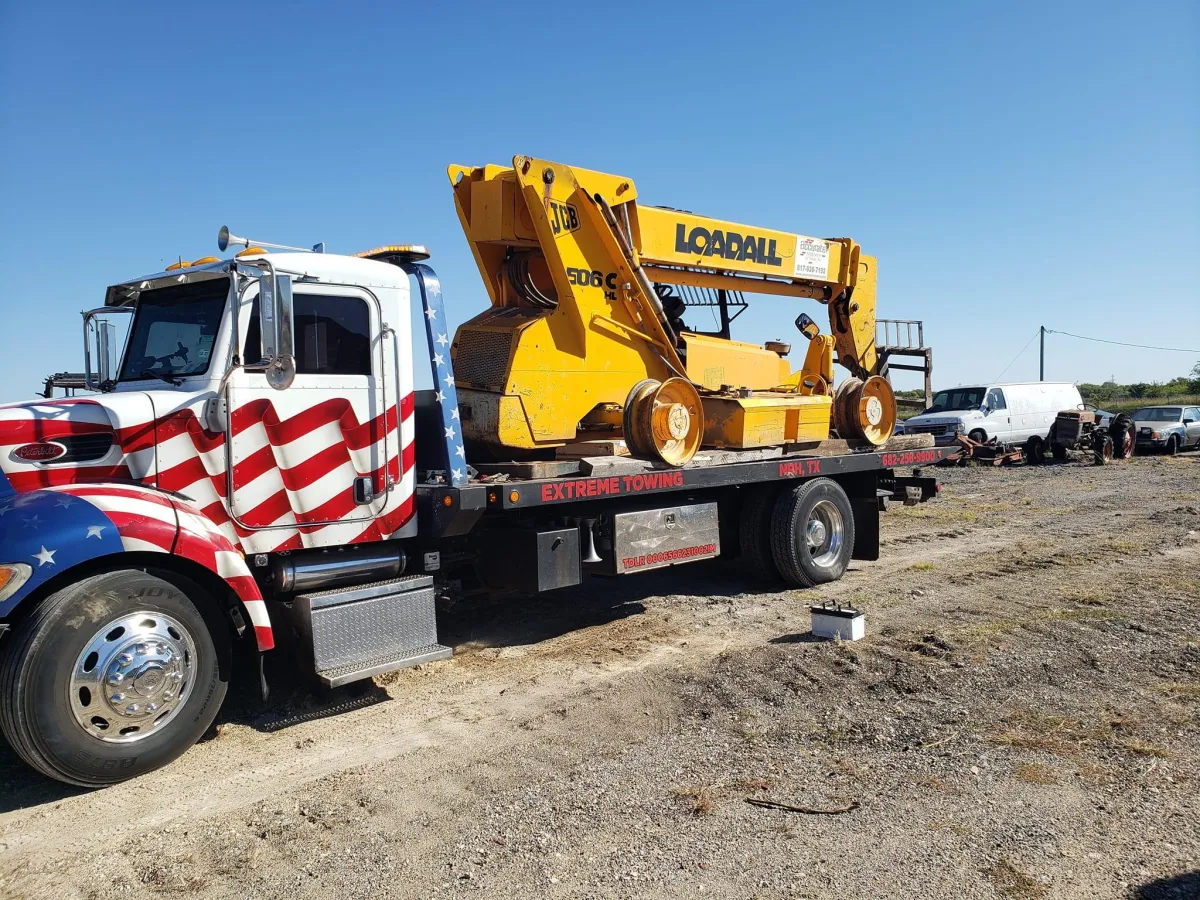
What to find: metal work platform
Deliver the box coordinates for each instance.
[875,319,934,409]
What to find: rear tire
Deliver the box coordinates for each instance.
[1109,414,1135,459]
[1025,436,1045,465]
[1046,424,1067,461]
[769,479,856,588]
[0,569,228,787]
[739,486,783,584]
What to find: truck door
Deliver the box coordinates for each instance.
[984,388,1012,442]
[227,284,396,551]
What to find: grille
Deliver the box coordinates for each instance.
[54,432,115,463]
[906,424,948,436]
[453,329,512,391]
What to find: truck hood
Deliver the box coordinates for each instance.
[904,413,974,427]
[1132,419,1182,431]
[0,393,158,491]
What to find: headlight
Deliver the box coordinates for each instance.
[0,563,33,605]
[953,423,965,433]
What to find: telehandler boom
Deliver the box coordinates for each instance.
[449,156,896,465]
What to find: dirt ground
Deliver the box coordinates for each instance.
[1,452,1198,900]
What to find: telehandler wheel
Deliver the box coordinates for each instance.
[738,486,783,585]
[0,569,229,787]
[1109,414,1135,459]
[1093,433,1114,465]
[623,377,703,466]
[769,478,856,588]
[832,376,897,446]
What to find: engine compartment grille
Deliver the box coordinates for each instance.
[453,329,513,391]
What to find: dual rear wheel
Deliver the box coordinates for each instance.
[740,478,856,588]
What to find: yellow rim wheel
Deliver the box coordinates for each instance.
[624,377,703,466]
[832,376,896,446]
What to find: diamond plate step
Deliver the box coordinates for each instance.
[294,574,445,686]
[316,644,452,688]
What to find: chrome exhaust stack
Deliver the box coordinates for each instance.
[272,545,406,594]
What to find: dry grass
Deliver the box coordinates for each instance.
[913,774,962,795]
[959,607,1123,646]
[910,561,936,571]
[1059,585,1108,606]
[1156,682,1200,700]
[1013,763,1059,785]
[983,858,1048,899]
[670,785,716,816]
[989,707,1171,761]
[1114,738,1171,758]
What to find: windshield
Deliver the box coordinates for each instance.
[922,387,986,415]
[118,280,227,382]
[1132,407,1182,422]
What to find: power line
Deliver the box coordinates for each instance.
[993,330,1040,382]
[1046,329,1200,354]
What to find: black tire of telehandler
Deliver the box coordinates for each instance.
[769,479,856,589]
[1109,414,1135,459]
[1093,433,1114,465]
[0,569,228,787]
[738,486,783,584]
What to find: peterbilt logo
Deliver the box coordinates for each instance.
[12,442,67,462]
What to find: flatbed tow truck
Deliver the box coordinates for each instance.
[0,157,948,786]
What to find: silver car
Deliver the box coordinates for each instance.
[1131,406,1200,454]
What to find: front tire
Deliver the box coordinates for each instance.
[0,569,228,787]
[769,479,856,588]
[968,429,987,444]
[1166,435,1179,456]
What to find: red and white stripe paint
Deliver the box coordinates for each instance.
[51,483,275,651]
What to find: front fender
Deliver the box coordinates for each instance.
[0,478,274,651]
[0,483,126,618]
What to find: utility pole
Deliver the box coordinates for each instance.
[1039,326,1045,381]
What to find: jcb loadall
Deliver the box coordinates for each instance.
[449,156,896,465]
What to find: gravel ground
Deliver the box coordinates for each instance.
[1,451,1197,900]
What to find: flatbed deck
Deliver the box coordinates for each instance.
[416,441,951,536]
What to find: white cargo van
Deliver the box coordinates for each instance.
[902,382,1083,447]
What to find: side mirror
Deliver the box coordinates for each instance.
[257,272,295,390]
[1185,418,1196,425]
[82,307,134,391]
[95,320,116,385]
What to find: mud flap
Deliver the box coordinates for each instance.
[849,496,879,561]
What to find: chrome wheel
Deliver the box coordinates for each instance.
[806,499,845,568]
[69,611,197,743]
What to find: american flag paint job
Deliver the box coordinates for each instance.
[0,388,417,653]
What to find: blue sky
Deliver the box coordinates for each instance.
[1,0,1196,398]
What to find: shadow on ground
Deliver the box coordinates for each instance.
[1134,871,1200,899]
[0,560,779,810]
